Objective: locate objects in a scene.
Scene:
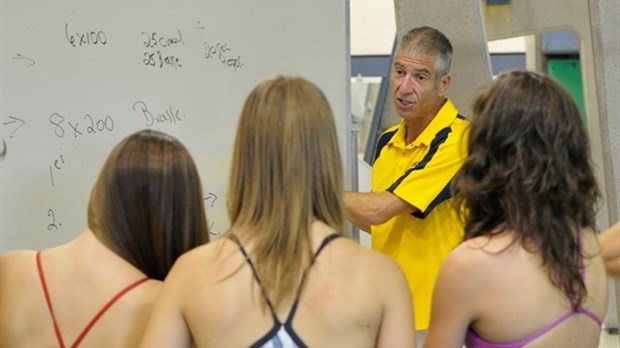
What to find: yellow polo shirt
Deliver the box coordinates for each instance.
[371,99,468,330]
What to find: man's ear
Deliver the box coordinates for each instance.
[439,74,451,96]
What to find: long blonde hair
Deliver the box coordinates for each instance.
[227,76,345,310]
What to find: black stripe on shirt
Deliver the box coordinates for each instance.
[386,126,453,218]
[373,129,398,164]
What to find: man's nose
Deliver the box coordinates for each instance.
[400,75,414,92]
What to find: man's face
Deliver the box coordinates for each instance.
[390,50,448,122]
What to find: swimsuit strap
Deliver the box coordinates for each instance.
[466,312,573,348]
[284,233,341,325]
[228,232,342,326]
[71,277,149,347]
[37,251,66,348]
[228,234,279,320]
[36,251,150,348]
[313,233,341,260]
[467,293,603,347]
[467,307,603,348]
[577,307,604,327]
[520,310,576,344]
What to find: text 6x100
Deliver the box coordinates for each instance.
[65,23,107,47]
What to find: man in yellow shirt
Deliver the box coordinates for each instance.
[345,26,468,346]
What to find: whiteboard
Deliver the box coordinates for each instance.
[0,0,351,252]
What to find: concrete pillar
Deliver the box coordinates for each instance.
[483,0,618,232]
[590,0,620,335]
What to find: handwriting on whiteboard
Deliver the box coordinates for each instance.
[44,193,220,234]
[142,30,184,69]
[48,152,66,187]
[132,101,186,127]
[47,208,62,231]
[202,41,244,70]
[65,23,108,47]
[204,192,219,236]
[49,112,115,138]
[12,53,36,66]
[194,21,244,71]
[2,116,25,138]
[61,22,246,71]
[3,19,252,239]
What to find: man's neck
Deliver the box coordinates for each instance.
[404,99,446,145]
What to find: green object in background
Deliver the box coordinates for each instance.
[547,58,586,123]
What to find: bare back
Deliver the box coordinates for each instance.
[426,228,608,348]
[141,221,415,347]
[0,231,161,348]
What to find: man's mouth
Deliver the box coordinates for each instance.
[396,98,414,107]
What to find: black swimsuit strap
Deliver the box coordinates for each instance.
[228,234,279,319]
[313,233,342,259]
[284,233,341,325]
[228,232,342,325]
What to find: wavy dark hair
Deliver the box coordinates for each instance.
[453,70,599,308]
[88,129,209,280]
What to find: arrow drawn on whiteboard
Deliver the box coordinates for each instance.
[12,53,36,66]
[2,116,26,138]
[194,21,205,31]
[204,192,218,207]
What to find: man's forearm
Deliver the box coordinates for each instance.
[343,191,418,233]
[344,191,372,232]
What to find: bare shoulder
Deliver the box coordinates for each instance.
[431,237,506,317]
[1,248,36,262]
[0,250,39,336]
[0,249,37,281]
[166,237,238,282]
[445,238,488,267]
[339,238,406,282]
[440,236,508,283]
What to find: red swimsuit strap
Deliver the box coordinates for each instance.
[37,251,66,348]
[36,251,150,348]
